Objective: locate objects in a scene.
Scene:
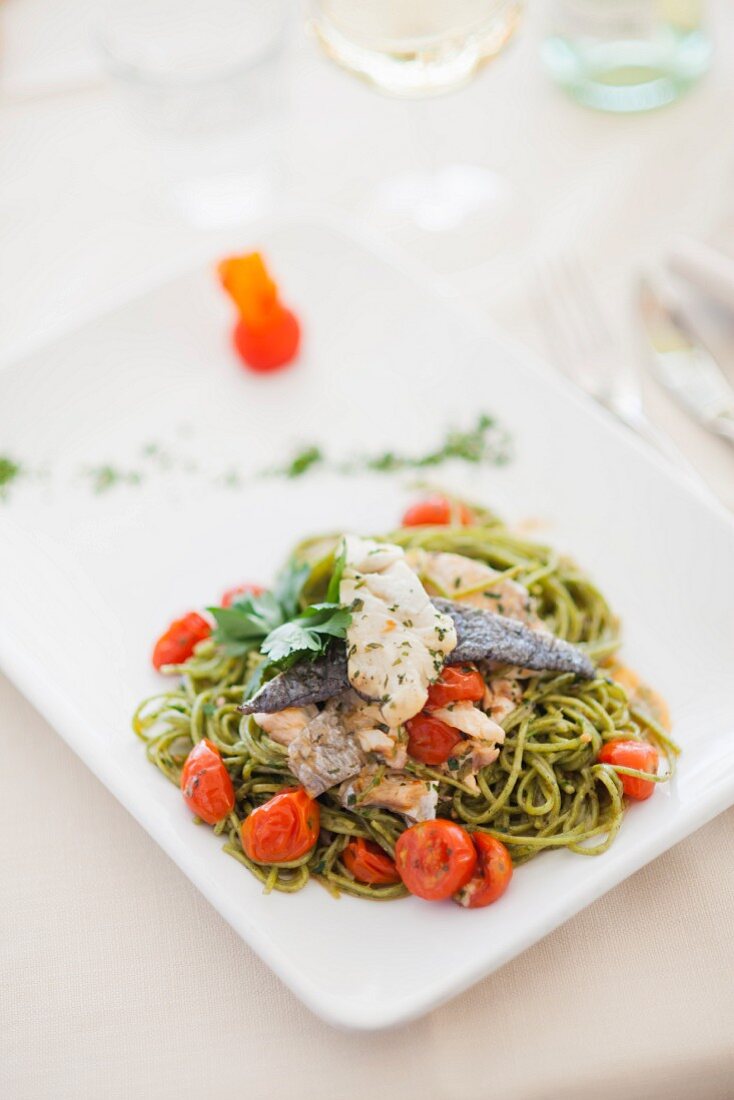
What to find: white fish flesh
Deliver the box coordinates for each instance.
[253,706,318,746]
[339,770,438,822]
[340,535,457,728]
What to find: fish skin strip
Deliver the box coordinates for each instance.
[432,599,595,678]
[240,651,349,714]
[239,598,594,715]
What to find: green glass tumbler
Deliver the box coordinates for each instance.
[542,0,711,112]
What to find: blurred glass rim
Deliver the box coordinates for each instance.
[93,0,289,88]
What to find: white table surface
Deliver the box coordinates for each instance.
[2,2,734,1097]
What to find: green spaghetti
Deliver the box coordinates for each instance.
[133,504,676,901]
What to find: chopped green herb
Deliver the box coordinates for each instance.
[83,464,143,494]
[259,412,510,483]
[269,445,324,480]
[220,467,244,489]
[0,456,21,500]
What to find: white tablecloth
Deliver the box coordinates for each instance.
[2,2,734,1097]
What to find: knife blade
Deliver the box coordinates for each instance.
[638,278,734,447]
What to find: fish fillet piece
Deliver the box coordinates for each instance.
[428,700,504,790]
[240,598,594,716]
[428,700,505,745]
[333,690,407,769]
[288,704,366,798]
[340,536,457,728]
[450,739,500,794]
[482,676,523,725]
[339,770,438,822]
[253,706,318,747]
[408,549,540,625]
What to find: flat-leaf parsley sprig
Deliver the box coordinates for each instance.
[208,560,350,675]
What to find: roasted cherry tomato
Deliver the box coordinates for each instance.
[395,820,477,901]
[406,713,464,765]
[152,611,211,670]
[427,665,485,709]
[401,496,474,528]
[220,582,265,608]
[598,739,660,801]
[342,837,401,885]
[180,739,235,825]
[454,834,513,908]
[240,787,320,864]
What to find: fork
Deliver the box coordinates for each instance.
[535,252,707,479]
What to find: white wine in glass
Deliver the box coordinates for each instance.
[311,0,523,97]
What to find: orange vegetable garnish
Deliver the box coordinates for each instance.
[218,252,301,373]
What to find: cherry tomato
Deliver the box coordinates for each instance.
[427,666,485,709]
[406,713,464,765]
[395,820,477,901]
[233,309,300,373]
[401,496,474,527]
[220,582,265,608]
[240,787,320,864]
[152,611,211,670]
[454,834,513,908]
[598,739,659,801]
[180,739,235,825]
[342,837,401,885]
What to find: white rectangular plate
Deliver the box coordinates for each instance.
[2,216,734,1030]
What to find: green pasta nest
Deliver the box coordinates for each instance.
[133,511,675,900]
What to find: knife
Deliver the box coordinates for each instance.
[638,278,734,447]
